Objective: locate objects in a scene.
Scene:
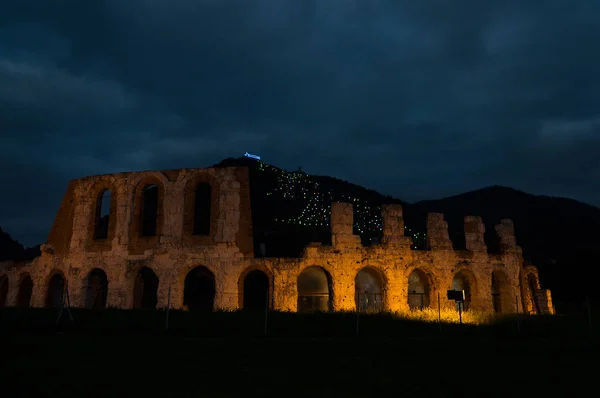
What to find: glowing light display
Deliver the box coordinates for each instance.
[244,152,261,160]
[258,160,428,248]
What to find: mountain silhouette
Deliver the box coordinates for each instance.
[0,226,40,262]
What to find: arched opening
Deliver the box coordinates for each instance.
[408,269,432,310]
[17,274,33,308]
[0,276,8,307]
[193,183,211,235]
[355,267,384,312]
[242,270,270,311]
[491,271,509,313]
[94,189,111,240]
[297,266,333,313]
[183,266,215,311]
[85,268,109,309]
[46,273,65,308]
[141,184,159,236]
[527,274,540,314]
[452,270,474,311]
[133,267,159,309]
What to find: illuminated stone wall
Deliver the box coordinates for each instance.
[0,167,554,315]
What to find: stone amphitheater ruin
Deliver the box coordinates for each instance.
[0,166,554,315]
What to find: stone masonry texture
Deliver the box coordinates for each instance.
[0,166,553,315]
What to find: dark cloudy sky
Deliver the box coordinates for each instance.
[1,0,600,246]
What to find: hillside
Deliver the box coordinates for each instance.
[214,157,410,257]
[0,227,40,262]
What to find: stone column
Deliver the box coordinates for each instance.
[381,204,412,248]
[5,275,18,307]
[464,216,487,252]
[30,282,46,308]
[537,289,555,315]
[69,274,86,308]
[495,219,518,252]
[386,275,408,312]
[331,202,362,249]
[115,183,133,247]
[332,274,355,311]
[272,272,296,312]
[426,213,453,250]
[157,271,182,310]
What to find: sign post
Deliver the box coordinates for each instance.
[447,289,466,325]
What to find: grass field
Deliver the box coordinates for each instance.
[1,309,598,397]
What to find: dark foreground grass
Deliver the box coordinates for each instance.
[1,309,598,397]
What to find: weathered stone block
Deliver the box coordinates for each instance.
[464,216,487,252]
[426,213,453,250]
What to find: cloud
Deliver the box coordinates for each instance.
[1,0,600,245]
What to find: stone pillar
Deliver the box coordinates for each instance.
[495,219,518,252]
[69,275,86,308]
[386,275,408,312]
[215,290,237,311]
[31,282,46,308]
[5,275,18,307]
[158,276,184,310]
[106,278,128,308]
[381,204,412,248]
[215,186,242,244]
[160,184,181,240]
[115,183,133,247]
[272,273,296,312]
[537,289,555,315]
[331,202,361,249]
[426,213,453,250]
[464,216,487,252]
[332,276,355,311]
[214,266,239,311]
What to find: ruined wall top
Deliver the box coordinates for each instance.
[381,204,412,248]
[495,219,518,251]
[45,166,254,257]
[464,216,487,252]
[426,213,453,250]
[330,202,361,249]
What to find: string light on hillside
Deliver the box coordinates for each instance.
[258,161,434,238]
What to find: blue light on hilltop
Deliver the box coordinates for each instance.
[244,152,261,160]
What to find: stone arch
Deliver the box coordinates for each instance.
[355,266,386,312]
[141,185,159,236]
[527,274,541,314]
[452,269,477,311]
[297,266,333,313]
[46,271,66,308]
[407,268,434,310]
[491,270,511,313]
[86,178,118,250]
[183,173,219,240]
[183,266,216,311]
[93,189,112,240]
[85,268,109,309]
[0,275,8,307]
[130,175,166,240]
[17,273,34,308]
[133,266,159,309]
[522,269,541,315]
[238,266,273,311]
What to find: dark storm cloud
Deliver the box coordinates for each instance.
[1,0,600,245]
